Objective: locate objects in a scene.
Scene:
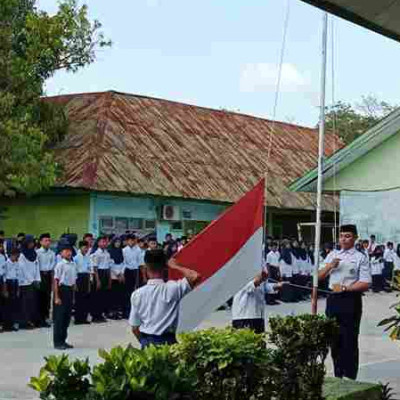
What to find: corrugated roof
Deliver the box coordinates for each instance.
[49,91,342,210]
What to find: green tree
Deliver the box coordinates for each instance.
[0,0,110,196]
[325,95,397,145]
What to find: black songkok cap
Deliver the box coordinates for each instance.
[339,224,358,236]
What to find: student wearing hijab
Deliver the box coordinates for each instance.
[18,235,41,329]
[298,241,311,300]
[279,241,294,303]
[109,237,125,320]
[291,240,302,302]
[371,245,384,293]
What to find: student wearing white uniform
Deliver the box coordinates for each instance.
[137,238,147,287]
[3,248,20,331]
[123,234,141,317]
[318,224,371,380]
[53,244,77,350]
[129,250,200,349]
[279,242,295,303]
[109,237,125,320]
[19,236,41,329]
[36,233,56,327]
[265,242,281,305]
[90,236,112,323]
[383,242,395,289]
[370,246,384,293]
[232,270,283,333]
[73,241,92,324]
[0,241,6,330]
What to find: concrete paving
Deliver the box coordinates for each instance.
[1,291,400,399]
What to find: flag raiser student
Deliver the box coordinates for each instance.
[53,243,77,350]
[232,270,283,334]
[129,249,200,349]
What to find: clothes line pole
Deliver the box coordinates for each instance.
[312,11,328,315]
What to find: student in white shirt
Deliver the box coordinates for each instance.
[73,241,92,325]
[0,241,6,331]
[19,236,41,329]
[90,236,112,323]
[129,249,200,349]
[36,233,56,327]
[383,242,395,289]
[3,248,21,331]
[232,270,283,333]
[279,242,295,303]
[109,237,125,320]
[265,242,280,305]
[137,238,147,286]
[370,246,384,293]
[123,234,141,318]
[53,244,77,350]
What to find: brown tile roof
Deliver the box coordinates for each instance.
[49,91,341,210]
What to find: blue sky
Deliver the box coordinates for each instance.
[38,0,400,127]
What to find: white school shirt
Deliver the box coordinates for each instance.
[232,281,275,320]
[54,259,77,287]
[18,254,41,287]
[138,248,146,266]
[266,250,280,267]
[384,249,396,263]
[110,260,124,280]
[36,247,56,272]
[324,247,371,290]
[123,245,141,271]
[300,256,312,276]
[5,259,20,281]
[279,259,293,278]
[291,255,301,275]
[74,251,91,274]
[370,257,383,276]
[90,248,111,270]
[0,253,6,280]
[129,278,192,335]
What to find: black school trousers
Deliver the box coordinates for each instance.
[75,273,91,323]
[92,269,111,319]
[20,284,39,326]
[326,292,362,380]
[4,280,19,327]
[232,318,265,334]
[124,269,139,316]
[39,271,53,323]
[53,286,73,347]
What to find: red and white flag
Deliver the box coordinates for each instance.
[170,179,265,332]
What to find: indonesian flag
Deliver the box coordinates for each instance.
[170,179,265,332]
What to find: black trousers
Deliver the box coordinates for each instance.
[4,280,19,327]
[20,284,39,326]
[110,279,124,314]
[372,275,384,292]
[326,292,362,380]
[124,269,139,316]
[39,271,53,323]
[92,269,111,319]
[383,262,394,285]
[53,286,73,346]
[75,273,91,323]
[232,318,265,334]
[281,277,295,302]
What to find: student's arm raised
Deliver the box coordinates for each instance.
[168,258,201,288]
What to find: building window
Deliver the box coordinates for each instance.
[115,217,129,231]
[129,218,143,230]
[171,221,183,230]
[99,216,114,230]
[144,219,156,230]
[182,209,192,220]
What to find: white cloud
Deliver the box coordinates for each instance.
[240,62,310,93]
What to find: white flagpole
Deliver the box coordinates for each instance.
[312,11,328,315]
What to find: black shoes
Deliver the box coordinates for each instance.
[54,343,74,350]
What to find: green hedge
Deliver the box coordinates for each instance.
[30,315,340,400]
[323,378,382,400]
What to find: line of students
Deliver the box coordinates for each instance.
[0,232,160,335]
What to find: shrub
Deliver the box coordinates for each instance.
[173,328,276,400]
[268,314,338,400]
[30,314,338,400]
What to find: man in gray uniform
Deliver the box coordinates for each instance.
[318,224,371,380]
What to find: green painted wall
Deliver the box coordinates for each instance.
[0,194,90,238]
[324,131,400,191]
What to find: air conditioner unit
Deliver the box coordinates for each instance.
[161,205,180,221]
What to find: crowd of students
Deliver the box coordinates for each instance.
[0,230,187,338]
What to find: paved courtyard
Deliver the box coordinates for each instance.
[1,291,400,399]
